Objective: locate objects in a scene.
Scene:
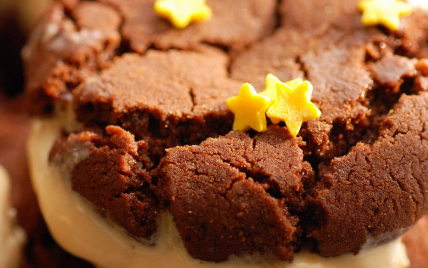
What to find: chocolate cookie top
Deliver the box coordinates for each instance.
[50,125,159,241]
[98,0,277,53]
[73,48,240,159]
[23,2,121,114]
[24,0,428,264]
[157,126,313,261]
[24,0,277,115]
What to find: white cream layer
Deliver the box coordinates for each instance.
[0,166,26,268]
[28,118,411,268]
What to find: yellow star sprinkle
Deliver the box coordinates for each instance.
[358,0,412,31]
[260,74,303,103]
[260,74,303,124]
[227,83,271,132]
[266,81,321,137]
[154,0,212,29]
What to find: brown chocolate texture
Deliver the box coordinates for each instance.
[24,0,428,264]
[99,0,277,53]
[50,126,159,241]
[23,2,121,114]
[157,126,313,261]
[73,48,241,161]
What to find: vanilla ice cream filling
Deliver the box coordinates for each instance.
[0,166,26,268]
[28,118,411,268]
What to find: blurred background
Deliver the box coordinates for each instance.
[0,0,50,232]
[0,1,93,267]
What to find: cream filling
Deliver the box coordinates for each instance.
[28,118,411,268]
[0,166,26,268]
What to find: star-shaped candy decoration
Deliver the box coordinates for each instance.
[226,83,271,133]
[266,81,321,137]
[154,0,212,29]
[260,74,303,124]
[260,74,303,101]
[358,0,412,31]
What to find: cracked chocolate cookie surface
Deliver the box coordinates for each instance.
[24,0,428,264]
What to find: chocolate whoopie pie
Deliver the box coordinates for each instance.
[23,0,428,266]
